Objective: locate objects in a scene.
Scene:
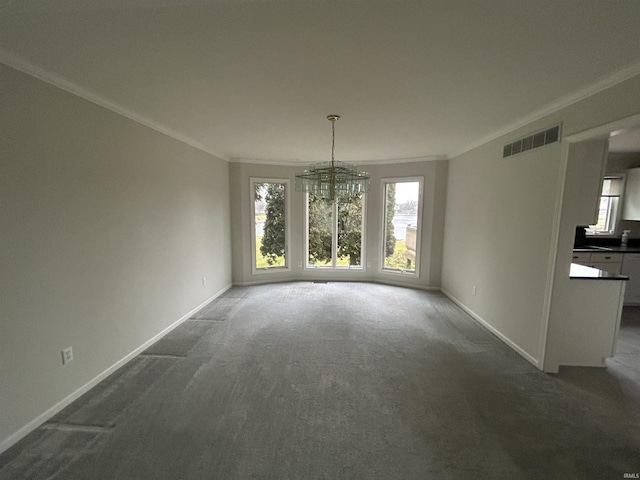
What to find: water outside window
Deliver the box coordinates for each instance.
[383,181,420,271]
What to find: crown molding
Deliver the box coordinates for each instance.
[230,154,448,166]
[4,49,639,165]
[450,60,640,159]
[0,50,229,161]
[229,157,304,166]
[360,155,448,166]
[565,112,640,144]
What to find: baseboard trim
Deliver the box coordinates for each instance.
[440,289,540,369]
[372,279,440,291]
[233,277,439,291]
[0,283,231,454]
[233,278,298,287]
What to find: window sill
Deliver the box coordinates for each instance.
[252,266,291,275]
[305,265,365,271]
[381,268,417,276]
[586,234,617,239]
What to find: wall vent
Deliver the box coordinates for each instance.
[503,124,561,158]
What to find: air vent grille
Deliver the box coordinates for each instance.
[503,124,561,158]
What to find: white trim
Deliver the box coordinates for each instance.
[252,267,291,275]
[0,50,228,161]
[331,197,338,267]
[374,279,439,291]
[450,62,640,159]
[250,178,291,275]
[565,112,640,144]
[539,113,640,371]
[231,155,448,167]
[304,193,310,268]
[232,278,439,291]
[0,284,231,455]
[537,142,570,371]
[4,48,639,167]
[232,279,298,286]
[232,278,341,286]
[231,157,303,166]
[359,155,448,166]
[361,189,368,271]
[441,288,540,368]
[380,177,424,277]
[380,268,419,277]
[304,265,366,272]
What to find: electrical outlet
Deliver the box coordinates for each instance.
[61,346,74,365]
[298,261,302,267]
[367,261,371,268]
[202,277,206,286]
[472,286,477,296]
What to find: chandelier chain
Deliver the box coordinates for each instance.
[331,119,335,165]
[294,114,370,202]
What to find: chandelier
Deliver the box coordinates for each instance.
[295,115,370,202]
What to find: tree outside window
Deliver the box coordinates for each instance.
[253,180,288,270]
[307,192,364,268]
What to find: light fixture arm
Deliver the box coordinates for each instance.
[295,114,369,202]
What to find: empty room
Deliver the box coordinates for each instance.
[2,1,640,478]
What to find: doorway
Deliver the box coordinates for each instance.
[542,113,640,373]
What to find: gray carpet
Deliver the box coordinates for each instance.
[142,321,217,357]
[1,282,639,479]
[189,297,242,321]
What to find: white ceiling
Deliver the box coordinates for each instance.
[2,0,640,163]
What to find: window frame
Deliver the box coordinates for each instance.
[380,177,424,277]
[250,178,291,275]
[586,174,626,238]
[304,192,367,270]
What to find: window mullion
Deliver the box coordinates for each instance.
[332,201,338,267]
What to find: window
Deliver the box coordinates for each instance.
[586,175,624,236]
[252,179,289,272]
[306,192,364,268]
[382,178,423,274]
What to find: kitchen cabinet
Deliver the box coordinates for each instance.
[571,251,622,274]
[571,252,591,265]
[545,263,627,373]
[550,271,626,371]
[623,167,640,220]
[622,253,640,305]
[589,252,623,274]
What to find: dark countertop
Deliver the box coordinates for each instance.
[570,263,628,280]
[573,245,640,253]
[600,245,640,253]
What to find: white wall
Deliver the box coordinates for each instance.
[442,74,640,368]
[230,160,448,289]
[606,152,640,175]
[442,132,562,364]
[544,138,611,372]
[0,64,232,450]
